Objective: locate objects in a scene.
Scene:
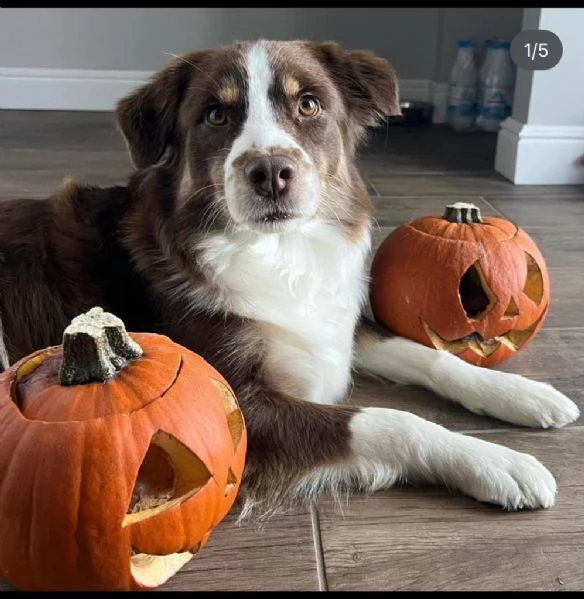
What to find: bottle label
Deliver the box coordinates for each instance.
[447,85,478,117]
[478,86,513,120]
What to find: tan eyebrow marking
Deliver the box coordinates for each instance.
[282,75,300,96]
[217,81,240,104]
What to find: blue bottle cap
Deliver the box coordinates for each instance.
[458,40,472,48]
[491,39,510,50]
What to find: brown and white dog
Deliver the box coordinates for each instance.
[0,40,579,518]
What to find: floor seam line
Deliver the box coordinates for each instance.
[310,502,329,592]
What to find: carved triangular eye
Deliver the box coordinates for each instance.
[459,261,497,321]
[210,378,244,450]
[502,297,520,319]
[523,252,544,305]
[123,430,211,527]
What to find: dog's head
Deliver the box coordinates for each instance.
[116,40,399,234]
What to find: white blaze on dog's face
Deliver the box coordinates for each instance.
[116,40,400,236]
[225,43,322,230]
[223,42,321,231]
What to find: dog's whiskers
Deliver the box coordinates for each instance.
[190,182,223,197]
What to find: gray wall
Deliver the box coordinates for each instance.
[511,8,541,125]
[0,8,523,82]
[436,8,524,81]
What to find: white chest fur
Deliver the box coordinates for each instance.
[198,222,371,404]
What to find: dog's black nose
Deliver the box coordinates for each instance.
[245,155,296,199]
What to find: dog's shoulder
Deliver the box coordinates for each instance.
[52,177,131,236]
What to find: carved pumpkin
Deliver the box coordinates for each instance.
[0,307,246,591]
[370,202,550,367]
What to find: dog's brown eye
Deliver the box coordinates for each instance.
[205,106,227,126]
[298,96,320,118]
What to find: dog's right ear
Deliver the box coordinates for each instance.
[311,42,401,130]
[115,56,195,169]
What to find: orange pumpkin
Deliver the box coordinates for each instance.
[370,202,550,367]
[0,307,247,591]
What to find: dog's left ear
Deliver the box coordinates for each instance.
[312,42,401,128]
[115,55,196,169]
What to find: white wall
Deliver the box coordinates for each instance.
[0,8,522,81]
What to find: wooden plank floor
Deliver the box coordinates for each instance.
[1,111,583,592]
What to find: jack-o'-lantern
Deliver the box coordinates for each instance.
[0,307,246,591]
[370,202,550,367]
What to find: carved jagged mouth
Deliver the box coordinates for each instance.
[421,311,546,358]
[130,546,199,588]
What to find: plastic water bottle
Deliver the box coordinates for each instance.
[479,38,495,81]
[476,39,516,132]
[477,39,494,120]
[447,40,479,132]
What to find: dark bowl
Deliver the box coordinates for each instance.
[389,100,434,127]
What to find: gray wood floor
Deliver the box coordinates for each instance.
[1,111,583,592]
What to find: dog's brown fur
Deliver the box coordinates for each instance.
[0,40,400,513]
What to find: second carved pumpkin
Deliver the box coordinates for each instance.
[0,307,247,591]
[370,202,550,367]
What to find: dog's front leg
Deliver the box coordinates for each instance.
[353,317,579,429]
[241,386,556,512]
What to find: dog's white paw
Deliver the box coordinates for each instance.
[478,372,580,429]
[455,437,557,510]
[514,379,580,428]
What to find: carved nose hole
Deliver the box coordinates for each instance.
[502,297,520,319]
[459,261,497,321]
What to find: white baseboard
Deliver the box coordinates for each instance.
[398,78,432,102]
[0,67,450,122]
[0,67,151,111]
[495,118,584,185]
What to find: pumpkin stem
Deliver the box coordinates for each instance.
[59,307,143,385]
[443,202,483,224]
